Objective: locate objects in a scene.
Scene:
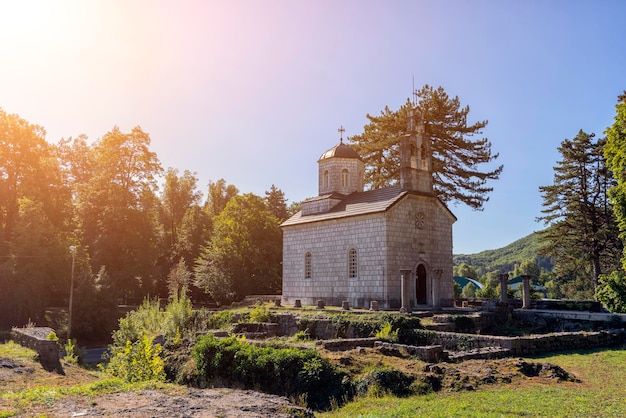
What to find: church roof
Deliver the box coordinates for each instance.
[282,186,456,227]
[318,141,362,161]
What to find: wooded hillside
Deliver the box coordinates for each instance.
[453,232,554,276]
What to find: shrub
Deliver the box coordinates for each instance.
[247,304,272,323]
[597,271,626,313]
[112,298,163,346]
[63,338,83,364]
[104,335,165,383]
[205,310,235,329]
[355,367,415,397]
[193,335,349,410]
[163,289,193,339]
[375,321,399,343]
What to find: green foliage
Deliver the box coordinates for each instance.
[596,271,626,313]
[45,331,59,341]
[193,335,349,410]
[163,289,193,339]
[460,283,476,298]
[375,322,399,343]
[113,298,163,346]
[204,310,235,330]
[63,338,82,364]
[476,282,498,299]
[453,281,462,298]
[513,258,541,278]
[74,126,163,303]
[293,330,311,341]
[453,232,553,277]
[604,93,626,268]
[166,258,191,300]
[194,193,282,304]
[71,266,119,343]
[538,129,622,291]
[348,85,503,209]
[247,304,272,323]
[453,263,478,279]
[112,292,194,347]
[103,335,165,383]
[355,367,415,397]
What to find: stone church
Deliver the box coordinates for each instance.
[281,108,456,310]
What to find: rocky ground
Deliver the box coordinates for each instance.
[0,355,312,417]
[1,349,579,417]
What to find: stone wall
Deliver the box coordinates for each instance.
[432,329,625,356]
[384,194,455,308]
[11,327,61,371]
[282,213,388,309]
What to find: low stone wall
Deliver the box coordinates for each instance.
[11,327,61,371]
[433,329,625,356]
[317,337,377,351]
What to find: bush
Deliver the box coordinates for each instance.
[375,321,399,343]
[355,367,415,397]
[193,335,349,410]
[247,304,272,323]
[63,338,83,364]
[112,298,163,346]
[104,335,165,383]
[597,271,626,313]
[204,310,235,329]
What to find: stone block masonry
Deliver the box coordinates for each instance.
[11,327,62,372]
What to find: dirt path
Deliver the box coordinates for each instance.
[26,388,314,417]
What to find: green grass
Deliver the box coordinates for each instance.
[320,347,626,418]
[0,341,38,361]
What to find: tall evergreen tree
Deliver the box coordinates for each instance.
[538,130,622,294]
[348,85,503,210]
[264,184,288,222]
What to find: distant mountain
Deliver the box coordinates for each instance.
[453,231,553,276]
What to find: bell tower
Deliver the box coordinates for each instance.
[400,106,433,194]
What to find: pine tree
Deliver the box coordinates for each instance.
[538,130,622,293]
[348,85,503,210]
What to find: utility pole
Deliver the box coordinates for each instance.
[67,246,76,339]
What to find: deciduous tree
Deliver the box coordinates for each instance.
[75,126,163,302]
[194,194,282,304]
[604,91,626,268]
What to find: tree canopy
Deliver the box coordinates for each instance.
[604,91,626,269]
[194,193,282,304]
[348,85,503,210]
[538,129,622,293]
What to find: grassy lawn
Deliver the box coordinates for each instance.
[320,347,626,418]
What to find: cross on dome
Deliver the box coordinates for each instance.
[338,125,345,143]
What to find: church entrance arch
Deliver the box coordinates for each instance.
[415,264,427,304]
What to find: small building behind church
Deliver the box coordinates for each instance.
[281,109,456,310]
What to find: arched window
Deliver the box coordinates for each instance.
[348,248,358,278]
[304,252,312,279]
[341,169,349,188]
[324,170,329,189]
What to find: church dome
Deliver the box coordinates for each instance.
[319,141,362,161]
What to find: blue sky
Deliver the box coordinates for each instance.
[1,0,625,254]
